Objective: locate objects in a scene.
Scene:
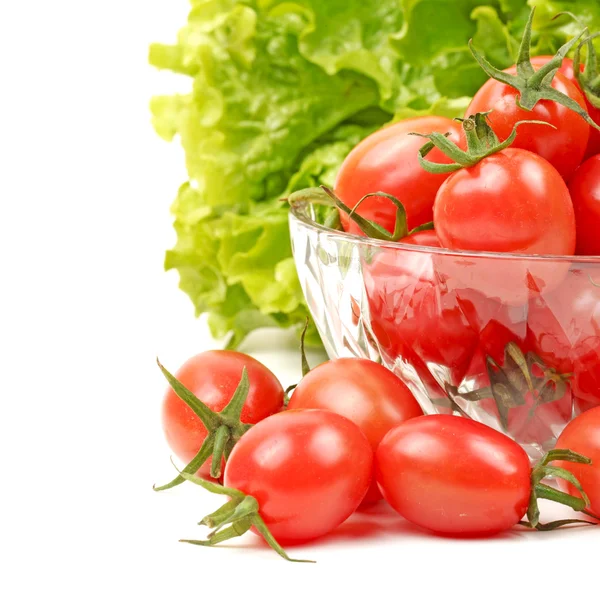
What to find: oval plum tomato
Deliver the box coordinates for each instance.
[224,409,373,543]
[334,117,463,236]
[568,155,600,255]
[364,238,479,388]
[466,69,589,179]
[555,407,600,516]
[375,415,532,535]
[434,148,575,255]
[531,56,600,159]
[288,358,423,504]
[526,269,600,410]
[162,351,284,479]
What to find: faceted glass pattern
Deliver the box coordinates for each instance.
[289,200,600,459]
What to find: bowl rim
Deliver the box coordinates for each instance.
[289,198,600,264]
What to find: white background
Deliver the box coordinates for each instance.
[1,2,596,591]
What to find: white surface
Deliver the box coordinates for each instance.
[1,2,597,591]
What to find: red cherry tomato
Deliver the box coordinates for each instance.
[568,155,600,255]
[531,56,600,159]
[466,68,589,179]
[224,409,373,543]
[375,415,531,535]
[364,236,478,387]
[555,407,600,516]
[162,351,284,478]
[434,148,575,255]
[526,270,600,410]
[334,117,462,235]
[288,358,423,504]
[399,229,439,247]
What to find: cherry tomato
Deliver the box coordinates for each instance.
[364,235,478,387]
[526,269,600,409]
[531,56,600,159]
[466,68,589,179]
[568,155,600,255]
[434,148,575,255]
[288,358,423,504]
[555,407,600,516]
[375,415,531,535]
[224,409,373,543]
[334,117,463,235]
[162,351,284,478]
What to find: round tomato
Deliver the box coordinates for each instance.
[434,148,575,255]
[162,351,284,479]
[224,409,373,543]
[555,407,600,516]
[375,415,532,535]
[288,358,423,504]
[466,69,589,180]
[364,237,478,387]
[334,117,462,235]
[531,56,600,159]
[569,155,600,255]
[526,269,600,409]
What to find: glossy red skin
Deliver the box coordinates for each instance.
[335,117,463,236]
[434,148,576,255]
[531,56,600,159]
[569,155,600,255]
[364,234,478,386]
[288,358,423,504]
[453,291,566,445]
[375,415,532,535]
[555,407,600,515]
[224,409,373,544]
[526,270,600,409]
[162,351,284,478]
[467,67,589,180]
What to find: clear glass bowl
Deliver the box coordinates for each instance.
[289,198,600,459]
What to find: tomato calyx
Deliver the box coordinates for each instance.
[283,319,311,405]
[574,33,600,110]
[175,467,315,563]
[441,342,571,432]
[288,185,417,242]
[154,360,253,490]
[468,8,598,129]
[523,449,600,530]
[414,112,552,174]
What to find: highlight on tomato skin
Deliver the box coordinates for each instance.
[375,415,532,536]
[288,358,423,505]
[161,350,284,480]
[223,409,374,544]
[555,407,600,516]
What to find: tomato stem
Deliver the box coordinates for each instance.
[526,449,598,530]
[176,467,315,562]
[287,185,413,243]
[574,32,600,110]
[414,114,554,174]
[468,8,599,129]
[154,361,253,489]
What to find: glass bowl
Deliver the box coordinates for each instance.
[289,198,600,459]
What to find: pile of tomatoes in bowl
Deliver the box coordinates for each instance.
[287,10,600,457]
